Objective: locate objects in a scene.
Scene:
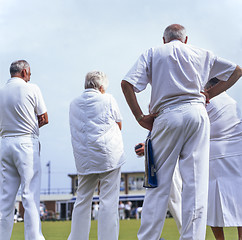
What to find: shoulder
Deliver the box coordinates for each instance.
[27,82,40,89]
[136,47,157,59]
[103,92,114,99]
[186,44,214,56]
[15,82,42,100]
[103,93,118,105]
[70,95,82,107]
[27,83,42,94]
[144,46,160,56]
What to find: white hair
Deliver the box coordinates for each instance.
[84,71,108,91]
[163,24,187,43]
[10,60,30,75]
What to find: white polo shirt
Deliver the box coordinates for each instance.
[124,40,236,113]
[0,77,47,137]
[69,89,125,175]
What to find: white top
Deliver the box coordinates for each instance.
[206,92,242,159]
[0,77,47,137]
[206,92,242,227]
[123,40,236,113]
[69,89,125,175]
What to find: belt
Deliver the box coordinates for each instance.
[1,134,38,139]
[158,102,203,115]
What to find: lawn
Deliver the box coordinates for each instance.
[11,218,239,240]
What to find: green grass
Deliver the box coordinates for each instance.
[11,219,239,240]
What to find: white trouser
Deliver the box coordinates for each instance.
[68,167,121,240]
[138,103,210,240]
[168,161,182,234]
[0,135,45,240]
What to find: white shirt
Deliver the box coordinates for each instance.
[123,40,236,113]
[206,92,242,159]
[69,89,125,175]
[0,77,47,137]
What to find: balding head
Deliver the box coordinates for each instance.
[163,24,187,44]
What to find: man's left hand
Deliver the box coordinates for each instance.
[138,113,158,131]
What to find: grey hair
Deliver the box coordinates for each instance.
[10,60,30,75]
[163,24,187,43]
[84,71,108,91]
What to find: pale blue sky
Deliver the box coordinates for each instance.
[0,0,242,191]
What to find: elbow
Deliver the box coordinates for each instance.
[116,121,122,130]
[44,113,49,125]
[235,65,242,79]
[38,112,49,127]
[121,80,127,92]
[239,66,242,78]
[121,80,133,94]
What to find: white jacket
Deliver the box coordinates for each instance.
[69,89,125,175]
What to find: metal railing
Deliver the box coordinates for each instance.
[17,188,72,195]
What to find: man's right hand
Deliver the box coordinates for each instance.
[135,143,145,156]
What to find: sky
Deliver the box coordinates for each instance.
[0,0,242,191]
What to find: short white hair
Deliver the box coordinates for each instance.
[10,60,30,75]
[163,24,187,43]
[84,71,108,91]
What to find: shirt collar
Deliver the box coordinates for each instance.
[170,39,182,43]
[7,77,26,84]
[84,88,101,94]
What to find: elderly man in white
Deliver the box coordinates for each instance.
[135,143,182,234]
[121,24,242,240]
[0,60,48,240]
[68,71,125,240]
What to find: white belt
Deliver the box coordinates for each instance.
[1,134,38,139]
[158,102,203,115]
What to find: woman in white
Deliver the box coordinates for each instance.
[68,71,125,240]
[92,202,99,220]
[206,78,242,240]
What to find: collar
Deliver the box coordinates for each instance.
[7,77,26,84]
[170,39,182,43]
[84,88,101,94]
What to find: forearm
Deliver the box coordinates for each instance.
[116,121,122,130]
[207,65,242,100]
[121,80,143,120]
[38,112,49,128]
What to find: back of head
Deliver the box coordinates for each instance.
[163,24,187,43]
[84,71,108,91]
[10,60,30,76]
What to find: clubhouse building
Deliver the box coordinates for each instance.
[16,171,146,220]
